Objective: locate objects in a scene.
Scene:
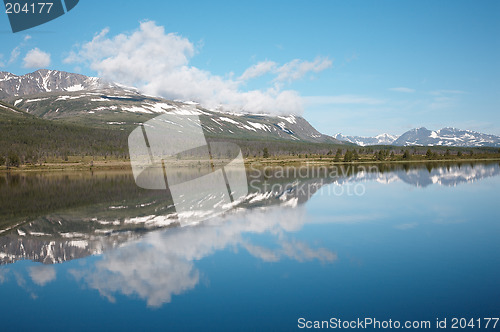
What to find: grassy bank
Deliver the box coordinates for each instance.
[2,152,500,173]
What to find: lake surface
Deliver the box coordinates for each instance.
[0,162,499,331]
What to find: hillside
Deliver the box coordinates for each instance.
[392,127,500,147]
[0,100,129,163]
[0,98,348,166]
[335,127,500,148]
[2,69,342,145]
[0,69,113,96]
[333,133,398,146]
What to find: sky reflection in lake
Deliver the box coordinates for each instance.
[0,162,499,331]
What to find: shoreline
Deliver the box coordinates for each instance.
[1,157,499,173]
[244,157,500,165]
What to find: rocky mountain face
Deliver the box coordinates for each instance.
[333,133,398,146]
[340,162,500,188]
[3,70,498,147]
[1,162,498,265]
[0,173,333,265]
[391,127,500,147]
[0,69,116,96]
[0,70,341,144]
[335,128,500,147]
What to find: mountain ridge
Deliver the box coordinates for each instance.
[0,69,342,145]
[333,133,398,146]
[1,70,498,148]
[0,69,120,96]
[335,127,500,148]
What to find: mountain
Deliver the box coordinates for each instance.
[334,133,397,146]
[1,70,341,145]
[335,128,500,148]
[392,127,500,147]
[1,162,498,266]
[341,162,500,188]
[4,70,498,148]
[0,98,341,164]
[0,69,116,96]
[0,99,130,160]
[0,171,333,265]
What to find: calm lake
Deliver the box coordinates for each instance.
[0,162,499,331]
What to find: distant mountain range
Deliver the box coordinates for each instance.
[0,69,341,145]
[335,127,500,147]
[0,69,113,97]
[392,127,500,147]
[333,133,398,146]
[2,162,497,265]
[1,69,499,148]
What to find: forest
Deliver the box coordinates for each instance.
[1,100,500,168]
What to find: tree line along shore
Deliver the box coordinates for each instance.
[1,146,499,172]
[2,101,499,171]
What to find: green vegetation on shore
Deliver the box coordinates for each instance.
[2,100,500,170]
[0,101,130,167]
[2,148,499,172]
[244,146,500,165]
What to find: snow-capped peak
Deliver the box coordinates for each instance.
[392,127,500,147]
[335,127,500,147]
[0,69,114,96]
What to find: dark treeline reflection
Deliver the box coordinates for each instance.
[1,161,499,230]
[0,171,171,228]
[0,161,498,268]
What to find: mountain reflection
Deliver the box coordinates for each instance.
[342,162,500,187]
[70,206,337,307]
[0,162,498,306]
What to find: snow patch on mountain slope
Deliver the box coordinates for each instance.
[65,84,84,92]
[336,128,500,147]
[248,121,271,131]
[334,133,397,146]
[219,117,239,124]
[278,115,297,124]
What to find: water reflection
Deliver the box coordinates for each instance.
[0,162,498,307]
[70,207,338,307]
[341,162,500,187]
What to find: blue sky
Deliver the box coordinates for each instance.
[1,0,499,136]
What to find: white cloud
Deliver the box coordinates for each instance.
[239,60,277,81]
[23,48,51,68]
[72,247,200,307]
[429,96,455,110]
[4,35,32,65]
[275,57,332,82]
[389,87,415,93]
[303,95,385,105]
[9,46,21,64]
[0,268,8,283]
[238,57,332,83]
[428,89,465,109]
[430,89,465,95]
[29,265,56,286]
[71,205,337,307]
[65,21,331,115]
[244,240,337,263]
[65,23,194,85]
[394,222,418,230]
